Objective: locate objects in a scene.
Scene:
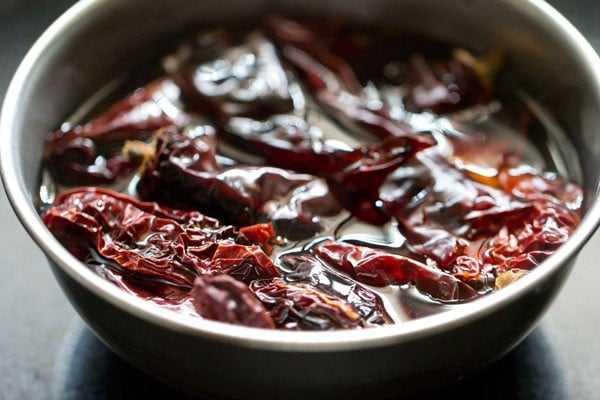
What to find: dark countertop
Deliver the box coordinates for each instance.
[0,1,598,399]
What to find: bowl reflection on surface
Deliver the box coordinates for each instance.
[53,321,569,400]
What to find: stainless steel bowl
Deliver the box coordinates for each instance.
[2,0,600,398]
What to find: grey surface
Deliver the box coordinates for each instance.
[0,0,599,399]
[0,4,78,400]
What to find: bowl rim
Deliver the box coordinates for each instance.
[2,0,600,352]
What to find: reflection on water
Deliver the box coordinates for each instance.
[52,319,570,400]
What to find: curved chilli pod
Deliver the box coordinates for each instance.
[164,31,301,120]
[224,114,364,176]
[44,78,191,185]
[313,240,478,303]
[264,15,363,94]
[249,278,368,330]
[278,253,392,327]
[327,134,436,226]
[225,114,436,176]
[136,126,341,240]
[190,274,275,329]
[43,187,280,292]
[266,15,414,140]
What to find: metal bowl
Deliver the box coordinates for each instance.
[2,0,600,398]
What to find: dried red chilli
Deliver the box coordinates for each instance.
[43,187,280,288]
[224,114,365,176]
[164,31,299,121]
[249,278,366,330]
[467,166,581,274]
[44,79,190,185]
[136,125,341,239]
[266,15,415,141]
[224,115,436,193]
[191,274,275,329]
[313,240,478,302]
[277,253,392,327]
[265,15,364,95]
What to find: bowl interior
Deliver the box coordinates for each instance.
[2,0,600,350]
